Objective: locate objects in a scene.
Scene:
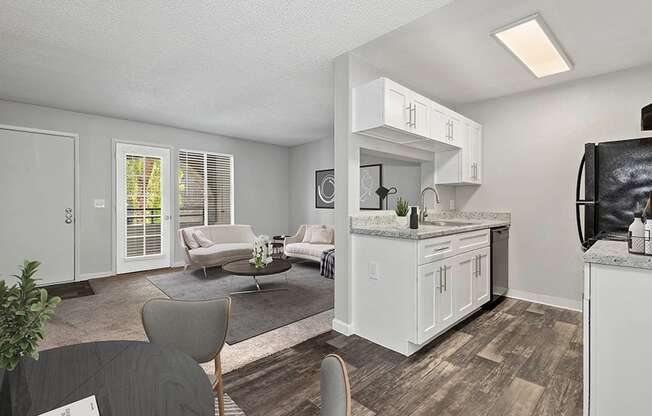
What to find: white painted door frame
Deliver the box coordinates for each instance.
[114,141,173,274]
[0,123,80,284]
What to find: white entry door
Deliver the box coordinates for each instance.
[116,143,171,274]
[0,127,76,286]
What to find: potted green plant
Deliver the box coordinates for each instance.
[395,197,410,227]
[0,260,61,371]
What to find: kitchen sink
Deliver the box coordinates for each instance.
[423,220,474,227]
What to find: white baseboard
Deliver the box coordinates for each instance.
[506,289,582,312]
[332,319,353,336]
[172,260,186,268]
[78,271,114,281]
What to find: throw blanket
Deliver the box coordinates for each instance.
[320,249,335,279]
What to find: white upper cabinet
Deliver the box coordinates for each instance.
[430,104,449,143]
[435,120,483,185]
[383,80,411,132]
[354,77,483,186]
[431,104,464,148]
[411,91,430,138]
[353,78,459,151]
[449,114,464,147]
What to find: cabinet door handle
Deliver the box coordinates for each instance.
[406,104,412,126]
[438,266,443,294]
[475,256,480,277]
[443,266,447,291]
[447,121,451,140]
[450,122,454,141]
[472,256,476,277]
[478,255,481,277]
[413,104,417,128]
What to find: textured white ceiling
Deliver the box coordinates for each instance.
[353,0,652,107]
[0,0,451,146]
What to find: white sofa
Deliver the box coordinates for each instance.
[284,224,335,263]
[178,224,256,277]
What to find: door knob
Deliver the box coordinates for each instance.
[65,208,73,224]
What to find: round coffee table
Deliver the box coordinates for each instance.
[222,258,292,294]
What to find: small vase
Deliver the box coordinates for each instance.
[396,216,409,228]
[255,256,265,268]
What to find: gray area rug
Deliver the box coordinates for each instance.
[147,260,333,344]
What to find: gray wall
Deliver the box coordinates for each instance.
[360,151,421,210]
[0,99,289,277]
[287,138,426,232]
[288,137,335,233]
[456,63,652,307]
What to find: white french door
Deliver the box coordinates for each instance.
[0,126,76,286]
[116,143,171,274]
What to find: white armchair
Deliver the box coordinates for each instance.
[284,225,335,263]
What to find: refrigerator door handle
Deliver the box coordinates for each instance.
[575,153,588,247]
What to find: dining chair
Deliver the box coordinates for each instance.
[320,354,352,416]
[141,297,231,416]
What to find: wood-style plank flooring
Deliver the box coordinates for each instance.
[224,298,582,416]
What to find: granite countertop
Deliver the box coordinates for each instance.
[584,240,652,270]
[349,211,511,240]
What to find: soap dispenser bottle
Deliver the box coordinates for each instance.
[629,210,645,254]
[409,206,419,229]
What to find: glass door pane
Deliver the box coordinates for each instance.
[125,155,162,257]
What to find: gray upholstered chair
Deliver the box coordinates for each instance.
[320,354,351,416]
[141,297,231,416]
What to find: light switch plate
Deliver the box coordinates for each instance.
[368,262,379,280]
[94,199,105,208]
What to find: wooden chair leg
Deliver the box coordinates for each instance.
[213,354,225,416]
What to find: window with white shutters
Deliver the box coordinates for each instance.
[178,150,233,228]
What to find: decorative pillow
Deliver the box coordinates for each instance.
[183,229,200,250]
[302,225,321,243]
[192,230,214,248]
[310,228,333,244]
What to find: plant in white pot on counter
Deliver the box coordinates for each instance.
[395,197,410,227]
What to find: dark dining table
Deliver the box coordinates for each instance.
[0,341,215,416]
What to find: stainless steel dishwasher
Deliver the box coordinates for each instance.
[486,226,509,307]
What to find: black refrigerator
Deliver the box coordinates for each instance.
[576,137,652,250]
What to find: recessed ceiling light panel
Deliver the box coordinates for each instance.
[491,13,572,78]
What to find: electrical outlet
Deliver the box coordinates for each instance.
[368,262,379,280]
[449,199,455,210]
[94,199,106,208]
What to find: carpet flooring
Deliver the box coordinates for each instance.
[40,268,333,375]
[147,261,333,344]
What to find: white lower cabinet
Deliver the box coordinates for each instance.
[584,261,652,415]
[417,262,442,343]
[417,245,491,345]
[454,251,475,317]
[351,229,492,356]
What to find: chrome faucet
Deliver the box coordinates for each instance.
[420,186,441,222]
